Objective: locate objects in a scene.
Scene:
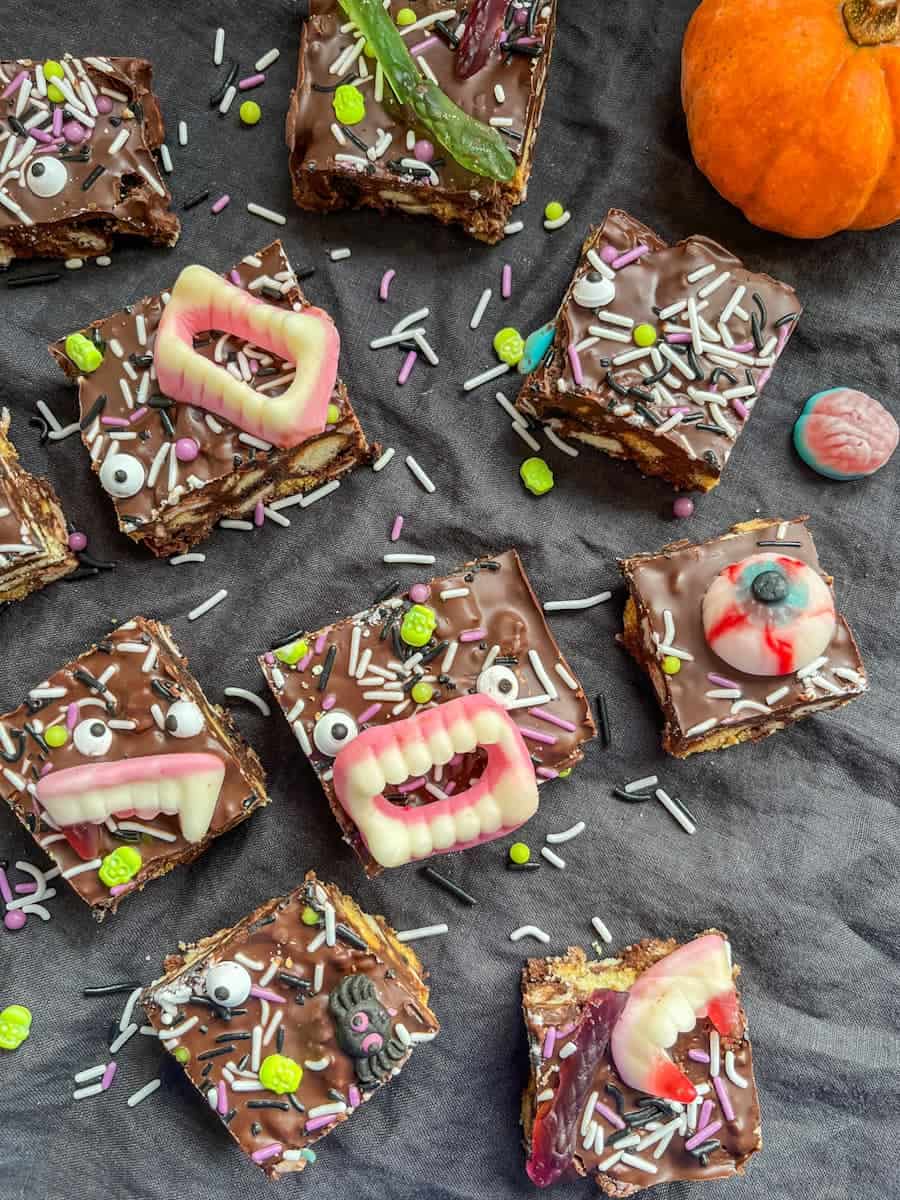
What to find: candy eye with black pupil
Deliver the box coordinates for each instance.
[99,453,145,498]
[204,961,252,1007]
[25,157,68,198]
[313,710,359,757]
[73,718,112,757]
[476,664,520,707]
[164,700,205,738]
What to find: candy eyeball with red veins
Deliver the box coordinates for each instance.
[99,453,145,498]
[205,960,252,1007]
[313,710,359,756]
[476,664,519,706]
[702,553,836,676]
[164,700,205,738]
[25,157,68,197]
[73,718,113,757]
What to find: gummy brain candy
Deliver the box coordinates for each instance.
[400,604,437,647]
[98,845,143,888]
[702,553,836,676]
[793,388,899,481]
[0,1004,32,1051]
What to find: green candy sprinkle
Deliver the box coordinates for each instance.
[301,905,321,926]
[259,1053,303,1094]
[520,457,555,496]
[174,1046,191,1064]
[44,725,68,748]
[275,639,309,665]
[411,681,434,704]
[326,403,341,424]
[333,84,366,126]
[400,604,437,648]
[239,100,261,126]
[98,845,142,888]
[64,332,104,374]
[544,200,564,222]
[509,842,530,865]
[493,327,525,366]
[0,1005,32,1051]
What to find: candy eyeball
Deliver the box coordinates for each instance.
[165,700,205,739]
[99,453,145,498]
[702,553,836,676]
[476,664,520,706]
[73,718,113,757]
[572,270,615,309]
[204,960,252,1008]
[313,710,359,757]
[25,157,68,198]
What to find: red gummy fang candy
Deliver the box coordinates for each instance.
[526,989,629,1188]
[455,0,508,79]
[61,821,100,861]
[707,989,742,1038]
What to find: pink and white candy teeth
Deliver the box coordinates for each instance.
[154,264,340,448]
[610,933,740,1104]
[701,553,836,677]
[331,693,539,869]
[36,751,225,844]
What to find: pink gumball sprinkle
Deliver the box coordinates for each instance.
[409,584,431,604]
[175,438,199,462]
[62,121,87,144]
[67,531,88,552]
[414,139,434,163]
[95,95,114,114]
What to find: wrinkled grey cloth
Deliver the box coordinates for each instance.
[2,2,899,1199]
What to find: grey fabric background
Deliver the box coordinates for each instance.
[2,2,899,1198]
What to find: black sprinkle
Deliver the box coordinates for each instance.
[596,693,611,748]
[80,393,108,429]
[23,723,49,755]
[268,627,306,650]
[61,567,100,582]
[197,1045,233,1061]
[506,860,540,872]
[237,1053,250,1071]
[686,345,704,380]
[373,580,400,605]
[679,412,704,424]
[710,367,737,387]
[159,408,176,438]
[750,312,764,352]
[340,124,369,153]
[111,828,141,843]
[151,678,179,701]
[250,1122,262,1136]
[335,922,368,951]
[391,623,405,661]
[605,370,630,397]
[506,41,542,57]
[7,273,62,289]
[752,292,767,328]
[311,75,352,93]
[83,981,143,996]
[775,311,798,329]
[279,972,311,990]
[73,667,107,693]
[8,116,28,137]
[276,1026,285,1053]
[288,1093,306,1114]
[216,1030,250,1042]
[130,353,154,368]
[200,1063,213,1078]
[434,18,459,46]
[420,865,477,906]
[606,1083,626,1114]
[210,60,239,107]
[419,641,449,665]
[671,795,697,825]
[756,539,803,548]
[81,164,105,191]
[182,189,210,210]
[695,423,730,436]
[0,728,25,764]
[148,394,175,409]
[222,1109,237,1124]
[247,1100,291,1110]
[498,126,523,142]
[609,1126,639,1144]
[633,401,660,425]
[77,551,117,571]
[296,266,316,281]
[318,644,336,692]
[612,787,652,803]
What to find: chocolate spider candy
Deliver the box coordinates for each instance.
[521,933,761,1194]
[516,209,802,492]
[619,517,867,757]
[0,408,77,602]
[259,549,596,875]
[0,54,178,266]
[0,618,268,918]
[143,871,439,1177]
[48,240,376,557]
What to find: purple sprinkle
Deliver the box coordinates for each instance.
[567,343,584,387]
[357,703,382,724]
[30,127,55,145]
[501,263,512,299]
[1,70,27,99]
[520,726,557,746]
[4,909,27,931]
[66,703,79,730]
[251,1143,283,1163]
[217,1080,228,1114]
[444,781,456,794]
[410,35,440,54]
[62,121,87,145]
[297,652,313,672]
[254,500,265,528]
[459,628,487,643]
[397,776,426,794]
[688,1048,711,1063]
[379,269,395,301]
[731,340,754,353]
[314,633,327,655]
[109,883,133,896]
[51,108,63,137]
[731,398,749,420]
[397,349,418,386]
[0,866,13,905]
[757,367,772,390]
[36,140,67,154]
[229,269,241,285]
[264,652,275,665]
[39,763,53,776]
[390,514,404,542]
[541,1027,556,1059]
[685,1120,722,1152]
[211,194,231,214]
[101,416,130,428]
[670,406,692,415]
[536,766,558,780]
[321,694,336,711]
[600,244,619,264]
[238,73,266,90]
[413,138,434,163]
[707,673,740,689]
[348,1085,361,1108]
[611,244,650,270]
[594,1100,625,1130]
[699,1098,714,1129]
[409,583,430,603]
[101,1061,118,1090]
[665,332,692,344]
[304,1115,337,1133]
[249,985,285,1004]
[528,707,577,733]
[250,359,258,374]
[95,95,113,114]
[14,882,37,895]
[514,6,528,22]
[713,1074,735,1121]
[558,1022,576,1036]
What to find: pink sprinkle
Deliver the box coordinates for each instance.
[409,583,430,604]
[304,1115,337,1133]
[62,121,87,145]
[109,883,133,896]
[600,244,619,264]
[567,343,584,387]
[95,95,113,114]
[321,694,336,711]
[51,108,63,137]
[688,1048,710,1063]
[390,514,404,542]
[528,707,576,733]
[217,1080,228,1114]
[459,628,486,643]
[398,349,418,385]
[297,652,313,672]
[39,763,53,776]
[731,398,749,420]
[379,269,395,300]
[229,269,241,285]
[101,416,130,428]
[520,726,557,746]
[444,781,456,794]
[264,652,275,665]
[708,673,740,689]
[250,358,258,374]
[410,35,439,54]
[685,1120,722,1152]
[397,776,427,794]
[541,1027,556,1059]
[68,530,88,552]
[251,1143,283,1163]
[30,127,55,145]
[501,263,512,299]
[249,985,285,1004]
[101,1061,118,1090]
[713,1074,735,1121]
[314,633,327,655]
[756,367,772,390]
[0,866,13,905]
[665,332,692,344]
[66,703,79,730]
[670,406,692,415]
[211,194,230,214]
[699,1098,713,1129]
[129,406,149,425]
[536,766,558,780]
[1,70,27,99]
[35,140,66,154]
[4,909,26,931]
[238,73,266,90]
[559,1022,576,1037]
[348,1085,361,1108]
[732,340,754,353]
[611,244,650,270]
[357,703,382,724]
[594,1100,625,1130]
[254,501,265,527]
[14,882,37,895]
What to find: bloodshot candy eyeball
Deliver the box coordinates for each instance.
[702,553,836,676]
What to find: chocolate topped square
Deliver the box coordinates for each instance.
[49,240,376,557]
[286,0,558,243]
[0,617,268,918]
[143,870,439,1178]
[620,517,867,756]
[0,54,178,265]
[517,210,802,491]
[259,549,596,874]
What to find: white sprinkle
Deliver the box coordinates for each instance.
[72,1083,105,1101]
[554,662,579,690]
[293,720,313,755]
[591,916,613,943]
[299,479,341,507]
[710,1029,721,1076]
[324,902,337,947]
[528,648,559,701]
[833,667,865,686]
[687,263,716,283]
[108,1022,139,1054]
[596,1151,624,1171]
[73,1064,107,1085]
[509,925,551,944]
[213,27,225,65]
[188,589,228,621]
[765,685,790,705]
[797,655,828,680]
[464,361,511,391]
[255,48,280,71]
[730,699,771,716]
[416,54,439,84]
[494,82,506,103]
[545,427,579,457]
[383,553,435,565]
[404,455,436,493]
[495,391,520,421]
[247,202,286,225]
[725,1050,749,1088]
[308,1101,347,1119]
[372,447,395,471]
[441,640,459,673]
[544,591,610,612]
[707,688,742,700]
[263,1009,283,1047]
[541,847,566,869]
[62,857,103,880]
[439,588,470,601]
[655,788,695,835]
[218,83,237,114]
[654,412,684,437]
[118,987,143,1033]
[370,328,426,350]
[546,821,585,844]
[64,257,84,270]
[620,1153,658,1175]
[469,287,492,329]
[330,247,352,261]
[395,924,448,943]
[512,423,540,451]
[544,211,571,230]
[504,220,524,235]
[219,519,253,532]
[313,963,325,992]
[658,643,694,661]
[126,1078,161,1108]
[176,119,187,147]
